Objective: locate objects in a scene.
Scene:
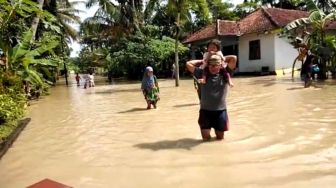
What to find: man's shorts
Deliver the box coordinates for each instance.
[198,109,229,132]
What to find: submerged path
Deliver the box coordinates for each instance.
[0,76,336,188]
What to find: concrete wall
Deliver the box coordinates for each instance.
[238,33,275,72]
[274,35,299,71]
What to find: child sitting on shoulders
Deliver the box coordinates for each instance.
[198,40,234,87]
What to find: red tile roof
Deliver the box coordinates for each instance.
[183,20,239,44]
[263,8,309,27]
[183,7,310,44]
[183,23,217,44]
[239,8,276,34]
[217,20,240,36]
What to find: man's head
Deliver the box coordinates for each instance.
[207,54,221,74]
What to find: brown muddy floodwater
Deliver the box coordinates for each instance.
[0,75,336,188]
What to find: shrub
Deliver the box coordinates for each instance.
[0,71,27,142]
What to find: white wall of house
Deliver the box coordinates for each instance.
[274,35,299,70]
[238,33,275,72]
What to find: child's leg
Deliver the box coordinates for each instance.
[153,100,157,109]
[198,66,208,84]
[146,100,151,109]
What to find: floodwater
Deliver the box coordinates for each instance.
[0,75,336,188]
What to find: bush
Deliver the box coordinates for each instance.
[106,35,189,80]
[0,71,27,142]
[0,94,26,141]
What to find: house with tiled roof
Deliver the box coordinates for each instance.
[184,7,326,75]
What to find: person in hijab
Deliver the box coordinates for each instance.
[141,66,160,109]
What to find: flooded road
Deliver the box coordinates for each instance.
[0,76,336,188]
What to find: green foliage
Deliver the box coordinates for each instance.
[105,35,188,79]
[0,0,80,142]
[282,0,336,78]
[8,30,60,88]
[234,1,258,18]
[207,0,238,21]
[0,71,26,141]
[0,94,25,126]
[0,71,24,94]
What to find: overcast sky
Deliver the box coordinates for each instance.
[69,0,245,57]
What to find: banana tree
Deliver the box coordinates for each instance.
[283,0,336,79]
[0,0,40,70]
[8,30,60,88]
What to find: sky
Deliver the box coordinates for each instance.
[69,0,245,57]
[69,3,98,57]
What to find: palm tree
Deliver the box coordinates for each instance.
[31,0,45,40]
[38,0,83,85]
[54,0,82,42]
[146,0,210,86]
[85,0,144,35]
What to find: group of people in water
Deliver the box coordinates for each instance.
[75,72,95,89]
[142,39,237,141]
[75,39,319,141]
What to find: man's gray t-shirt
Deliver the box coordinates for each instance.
[194,68,228,111]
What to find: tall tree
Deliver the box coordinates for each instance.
[314,0,336,13]
[147,0,210,86]
[207,0,238,21]
[31,0,45,40]
[45,0,82,42]
[234,0,258,18]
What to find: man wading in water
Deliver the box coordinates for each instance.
[186,54,237,141]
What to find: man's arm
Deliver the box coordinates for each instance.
[224,55,237,71]
[186,59,203,74]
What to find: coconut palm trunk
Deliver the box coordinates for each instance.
[31,0,44,41]
[131,0,141,32]
[174,12,180,87]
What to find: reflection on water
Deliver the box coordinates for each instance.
[0,76,335,188]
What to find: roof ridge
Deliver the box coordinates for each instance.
[183,23,216,43]
[261,7,280,27]
[188,23,215,36]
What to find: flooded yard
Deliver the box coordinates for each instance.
[0,76,335,188]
